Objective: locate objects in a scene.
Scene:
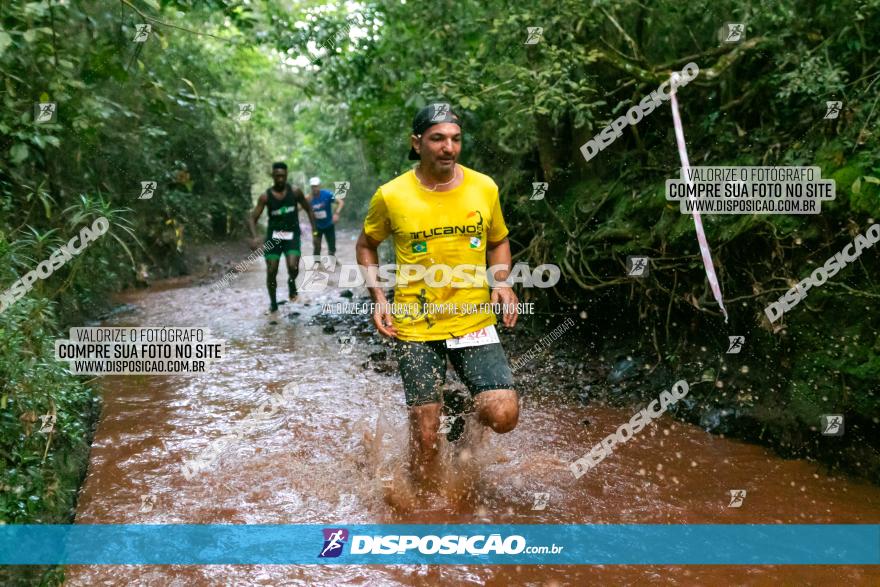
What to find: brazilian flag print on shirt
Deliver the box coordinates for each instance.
[362,164,510,342]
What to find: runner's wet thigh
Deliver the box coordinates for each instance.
[449,342,514,396]
[395,339,448,406]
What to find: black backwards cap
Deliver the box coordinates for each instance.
[408,102,462,160]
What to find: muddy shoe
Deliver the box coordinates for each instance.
[268,302,279,314]
[441,390,467,443]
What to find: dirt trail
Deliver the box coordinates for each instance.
[66,228,880,586]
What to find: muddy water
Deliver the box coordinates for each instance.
[66,228,880,586]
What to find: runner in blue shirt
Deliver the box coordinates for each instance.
[308,177,345,261]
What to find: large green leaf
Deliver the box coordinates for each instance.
[0,32,12,57]
[10,143,29,164]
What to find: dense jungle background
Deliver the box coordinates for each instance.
[1,1,879,579]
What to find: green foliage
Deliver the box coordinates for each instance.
[275,0,880,465]
[2,2,880,566]
[0,297,97,525]
[0,0,281,547]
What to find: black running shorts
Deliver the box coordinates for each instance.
[395,339,515,407]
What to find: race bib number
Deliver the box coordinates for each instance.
[314,210,328,220]
[445,325,500,349]
[271,231,294,240]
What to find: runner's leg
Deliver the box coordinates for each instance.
[314,229,323,257]
[286,253,300,299]
[396,339,447,486]
[449,342,518,434]
[264,238,284,312]
[326,225,337,257]
[474,389,518,433]
[285,234,301,299]
[265,258,280,311]
[408,403,442,486]
[442,381,469,442]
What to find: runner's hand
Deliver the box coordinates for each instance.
[332,213,340,223]
[249,238,262,250]
[491,286,519,328]
[372,301,398,338]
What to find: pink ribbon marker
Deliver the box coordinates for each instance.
[669,76,729,323]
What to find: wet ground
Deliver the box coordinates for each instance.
[65,228,880,585]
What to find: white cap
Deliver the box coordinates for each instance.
[309,177,321,186]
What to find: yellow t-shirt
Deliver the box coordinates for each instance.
[363,165,509,341]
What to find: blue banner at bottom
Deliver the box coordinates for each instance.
[0,524,877,565]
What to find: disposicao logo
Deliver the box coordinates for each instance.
[319,528,349,558]
[317,530,563,558]
[348,534,532,555]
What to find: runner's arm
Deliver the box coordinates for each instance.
[486,237,518,328]
[356,230,397,337]
[486,237,512,285]
[248,193,268,240]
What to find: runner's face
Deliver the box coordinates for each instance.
[311,185,320,196]
[272,169,287,190]
[413,122,461,175]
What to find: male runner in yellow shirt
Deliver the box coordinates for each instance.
[355,103,519,487]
